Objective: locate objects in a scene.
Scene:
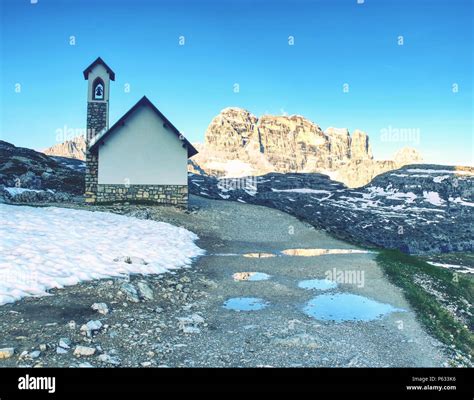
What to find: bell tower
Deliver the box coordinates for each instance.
[83,57,115,140]
[83,57,115,203]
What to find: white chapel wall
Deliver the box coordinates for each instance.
[97,105,188,185]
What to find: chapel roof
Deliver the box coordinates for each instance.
[89,96,198,158]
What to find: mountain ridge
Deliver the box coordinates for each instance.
[190,107,423,187]
[41,107,424,188]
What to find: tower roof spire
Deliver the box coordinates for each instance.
[83,57,115,81]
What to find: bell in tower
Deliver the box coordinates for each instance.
[93,80,104,100]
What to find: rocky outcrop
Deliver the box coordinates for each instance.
[204,107,258,152]
[329,160,398,189]
[325,127,351,163]
[394,147,423,165]
[189,165,474,255]
[0,140,84,202]
[43,135,86,160]
[350,129,373,161]
[258,115,330,171]
[330,147,423,188]
[191,108,420,187]
[200,109,374,174]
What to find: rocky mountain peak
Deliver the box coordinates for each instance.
[351,129,373,161]
[205,107,258,152]
[393,147,424,165]
[324,127,351,162]
[192,108,423,186]
[324,127,350,136]
[43,135,86,161]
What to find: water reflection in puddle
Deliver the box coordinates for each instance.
[303,293,404,322]
[211,249,372,258]
[282,249,371,257]
[223,297,268,311]
[233,272,271,281]
[298,279,337,291]
[243,253,276,258]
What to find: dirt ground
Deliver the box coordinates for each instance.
[0,196,452,367]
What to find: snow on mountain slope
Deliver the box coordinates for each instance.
[189,165,474,254]
[0,204,204,305]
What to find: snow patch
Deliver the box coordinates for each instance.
[4,187,44,196]
[363,186,417,203]
[449,197,474,207]
[207,159,255,178]
[271,188,331,195]
[406,169,473,175]
[423,191,444,206]
[0,205,204,305]
[433,175,450,183]
[427,262,474,274]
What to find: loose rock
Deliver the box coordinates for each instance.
[29,350,41,359]
[59,338,71,349]
[0,348,14,359]
[80,320,103,337]
[97,354,121,366]
[137,281,154,301]
[120,283,140,303]
[74,346,96,357]
[91,302,109,315]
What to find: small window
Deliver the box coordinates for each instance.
[93,78,104,100]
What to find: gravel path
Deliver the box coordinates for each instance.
[0,195,449,367]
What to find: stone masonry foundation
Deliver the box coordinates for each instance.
[85,101,107,204]
[96,184,188,208]
[85,151,99,203]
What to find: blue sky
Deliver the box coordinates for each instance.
[0,0,472,165]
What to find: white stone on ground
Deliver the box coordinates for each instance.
[91,302,109,315]
[74,346,96,357]
[80,320,103,336]
[0,348,14,359]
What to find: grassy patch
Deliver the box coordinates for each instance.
[376,250,474,359]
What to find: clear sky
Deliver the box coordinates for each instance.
[0,0,472,165]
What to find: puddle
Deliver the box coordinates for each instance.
[303,293,404,322]
[298,279,337,291]
[243,253,276,258]
[282,248,371,257]
[210,249,372,258]
[223,297,268,311]
[233,272,271,281]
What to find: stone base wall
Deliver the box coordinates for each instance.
[95,184,188,208]
[85,100,107,204]
[87,102,108,137]
[85,151,99,203]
